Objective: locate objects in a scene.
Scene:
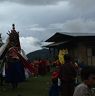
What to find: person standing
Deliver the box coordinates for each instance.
[59,54,77,96]
[49,69,60,96]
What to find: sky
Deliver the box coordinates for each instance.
[0,0,95,54]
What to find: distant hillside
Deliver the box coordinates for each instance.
[27,48,56,61]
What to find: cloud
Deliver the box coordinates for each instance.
[69,0,95,8]
[20,37,42,54]
[28,24,46,31]
[0,0,95,53]
[67,0,95,15]
[63,19,95,32]
[48,19,95,33]
[0,0,64,5]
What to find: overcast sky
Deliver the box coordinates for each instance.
[0,0,95,54]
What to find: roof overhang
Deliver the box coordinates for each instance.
[45,32,74,42]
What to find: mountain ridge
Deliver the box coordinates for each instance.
[26,48,55,61]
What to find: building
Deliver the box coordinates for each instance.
[45,32,95,65]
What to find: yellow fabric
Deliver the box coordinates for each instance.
[58,49,68,64]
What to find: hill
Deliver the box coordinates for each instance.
[26,48,55,61]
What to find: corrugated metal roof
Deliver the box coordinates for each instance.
[58,32,95,36]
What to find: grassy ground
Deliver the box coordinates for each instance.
[0,73,51,96]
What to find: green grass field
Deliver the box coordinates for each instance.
[0,74,51,96]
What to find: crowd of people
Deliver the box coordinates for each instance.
[49,54,95,96]
[0,45,95,96]
[30,60,50,77]
[1,24,95,96]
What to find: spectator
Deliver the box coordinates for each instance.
[73,66,95,96]
[49,68,61,96]
[59,54,77,96]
